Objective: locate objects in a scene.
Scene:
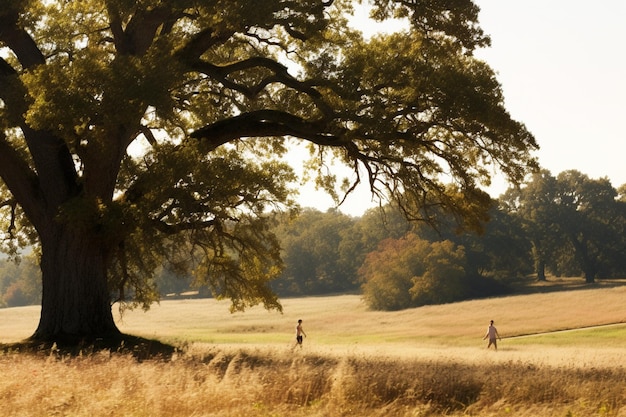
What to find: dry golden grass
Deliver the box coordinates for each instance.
[2,278,626,416]
[2,343,626,417]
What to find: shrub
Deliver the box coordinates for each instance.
[360,234,468,310]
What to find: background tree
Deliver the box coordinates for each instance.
[501,170,561,281]
[272,209,358,295]
[0,0,537,342]
[503,170,625,283]
[553,171,621,283]
[415,199,532,283]
[359,235,417,311]
[612,185,626,277]
[408,239,468,306]
[360,233,468,310]
[471,203,532,280]
[153,265,194,298]
[336,205,413,284]
[618,184,626,202]
[0,256,41,307]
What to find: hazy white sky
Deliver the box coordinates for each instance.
[297,1,626,216]
[474,0,626,191]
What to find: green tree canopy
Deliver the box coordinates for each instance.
[503,170,626,282]
[0,0,537,342]
[501,169,561,281]
[553,170,623,282]
[272,208,358,295]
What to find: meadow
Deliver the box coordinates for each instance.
[2,278,626,416]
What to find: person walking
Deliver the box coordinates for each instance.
[483,320,501,350]
[293,319,307,349]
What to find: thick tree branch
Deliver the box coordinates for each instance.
[175,27,235,62]
[190,110,341,150]
[0,198,18,238]
[0,9,81,214]
[105,3,171,56]
[0,58,80,218]
[188,57,334,117]
[0,134,45,228]
[175,24,335,118]
[0,57,16,77]
[0,10,45,69]
[124,7,171,55]
[189,109,394,207]
[0,57,24,117]
[105,3,126,52]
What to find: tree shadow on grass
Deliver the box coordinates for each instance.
[0,333,178,360]
[510,276,626,295]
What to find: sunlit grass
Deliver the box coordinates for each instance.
[108,281,626,350]
[0,305,40,342]
[4,280,626,350]
[507,323,626,347]
[3,279,626,416]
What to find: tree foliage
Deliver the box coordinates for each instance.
[0,256,40,307]
[503,170,626,282]
[0,0,537,340]
[360,233,468,310]
[553,171,624,282]
[272,209,359,295]
[500,170,561,280]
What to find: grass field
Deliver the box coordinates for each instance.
[2,278,626,416]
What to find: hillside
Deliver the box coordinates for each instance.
[3,280,626,417]
[3,278,626,351]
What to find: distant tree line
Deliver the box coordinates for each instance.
[0,256,40,308]
[271,169,626,310]
[501,170,626,283]
[1,169,625,310]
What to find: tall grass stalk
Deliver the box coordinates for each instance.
[1,344,625,417]
[3,280,626,415]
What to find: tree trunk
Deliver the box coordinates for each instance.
[531,243,546,281]
[568,234,596,284]
[30,225,120,342]
[535,258,546,281]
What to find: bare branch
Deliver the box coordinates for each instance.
[139,125,158,147]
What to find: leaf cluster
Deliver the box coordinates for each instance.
[360,233,468,310]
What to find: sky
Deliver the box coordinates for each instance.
[474,0,626,192]
[296,1,626,216]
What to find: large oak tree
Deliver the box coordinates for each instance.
[0,0,536,342]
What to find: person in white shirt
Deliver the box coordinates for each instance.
[483,320,501,350]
